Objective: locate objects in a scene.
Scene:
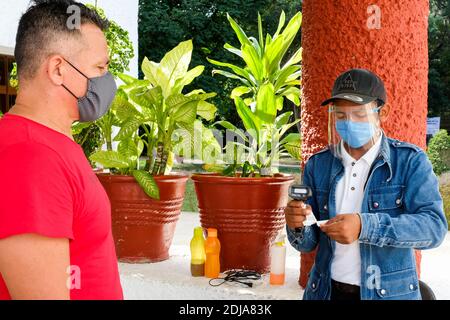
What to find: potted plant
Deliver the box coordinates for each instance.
[192,11,303,273]
[90,40,218,263]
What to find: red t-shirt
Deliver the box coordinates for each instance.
[0,114,123,300]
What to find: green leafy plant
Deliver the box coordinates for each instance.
[205,11,303,177]
[428,129,450,176]
[208,11,302,108]
[90,40,219,199]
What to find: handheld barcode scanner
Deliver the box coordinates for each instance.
[289,185,312,202]
[288,185,313,232]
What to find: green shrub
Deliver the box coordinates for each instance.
[440,184,450,230]
[428,129,450,176]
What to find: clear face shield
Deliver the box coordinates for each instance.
[328,101,383,160]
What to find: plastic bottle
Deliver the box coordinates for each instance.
[204,228,221,278]
[270,234,286,285]
[190,227,206,277]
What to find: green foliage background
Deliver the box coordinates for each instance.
[428,129,450,175]
[138,0,301,127]
[428,0,450,119]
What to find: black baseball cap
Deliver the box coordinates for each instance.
[321,68,387,106]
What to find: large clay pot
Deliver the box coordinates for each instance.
[192,174,294,273]
[97,173,188,263]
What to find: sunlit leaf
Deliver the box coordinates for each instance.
[132,170,160,200]
[90,151,130,169]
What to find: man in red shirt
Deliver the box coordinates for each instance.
[0,0,123,300]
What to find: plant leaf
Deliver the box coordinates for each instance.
[241,43,263,83]
[114,118,142,141]
[90,151,130,169]
[112,95,142,122]
[141,57,159,85]
[207,58,254,85]
[172,101,198,124]
[282,87,301,106]
[226,13,252,47]
[275,12,302,71]
[282,47,303,70]
[118,73,138,85]
[203,164,226,173]
[160,40,193,88]
[273,10,286,39]
[173,65,205,94]
[276,112,293,127]
[211,70,251,86]
[235,97,260,137]
[231,86,252,99]
[282,134,302,160]
[214,120,249,142]
[118,136,139,160]
[274,65,301,91]
[224,43,242,58]
[132,170,160,200]
[258,13,264,52]
[264,34,285,75]
[197,100,217,121]
[255,83,277,124]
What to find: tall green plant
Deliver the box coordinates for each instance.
[205,11,303,176]
[90,40,219,199]
[208,11,302,109]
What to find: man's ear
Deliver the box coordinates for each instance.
[379,103,390,122]
[46,55,65,86]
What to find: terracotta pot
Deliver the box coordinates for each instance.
[97,173,188,263]
[192,174,294,273]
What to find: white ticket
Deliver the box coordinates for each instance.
[303,214,329,227]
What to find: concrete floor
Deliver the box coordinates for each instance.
[119,212,450,300]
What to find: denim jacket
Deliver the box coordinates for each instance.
[287,134,448,300]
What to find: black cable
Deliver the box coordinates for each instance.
[208,269,262,288]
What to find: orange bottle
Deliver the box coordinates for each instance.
[204,228,221,278]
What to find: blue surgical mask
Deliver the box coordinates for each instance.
[61,59,117,123]
[335,120,376,148]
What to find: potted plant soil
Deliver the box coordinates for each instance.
[192,11,303,273]
[91,40,218,262]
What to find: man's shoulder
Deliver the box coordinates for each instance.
[306,146,334,164]
[0,140,64,165]
[386,137,423,153]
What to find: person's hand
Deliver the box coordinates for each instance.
[319,214,362,244]
[284,200,313,230]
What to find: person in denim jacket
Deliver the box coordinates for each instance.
[285,69,448,300]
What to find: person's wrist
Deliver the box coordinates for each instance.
[355,212,363,239]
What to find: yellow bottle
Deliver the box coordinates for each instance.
[190,227,206,277]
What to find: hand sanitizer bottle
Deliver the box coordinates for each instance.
[270,234,286,285]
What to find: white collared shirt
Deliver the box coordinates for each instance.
[330,133,383,286]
